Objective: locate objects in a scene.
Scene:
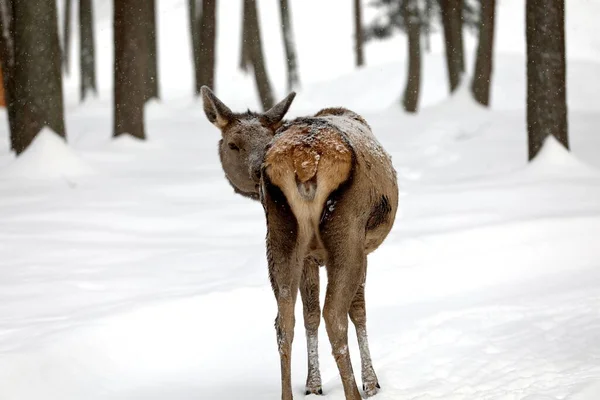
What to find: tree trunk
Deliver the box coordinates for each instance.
[354,0,364,67]
[402,0,421,113]
[471,0,495,106]
[144,0,159,101]
[441,0,463,92]
[10,0,66,154]
[114,0,147,139]
[189,0,202,94]
[239,0,250,72]
[198,0,216,91]
[246,0,274,110]
[79,0,97,101]
[0,0,18,151]
[279,0,299,91]
[526,0,568,160]
[63,0,72,74]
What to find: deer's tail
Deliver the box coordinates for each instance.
[264,126,352,208]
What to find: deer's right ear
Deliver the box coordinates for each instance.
[201,86,234,129]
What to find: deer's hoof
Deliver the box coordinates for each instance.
[362,381,380,397]
[304,387,323,396]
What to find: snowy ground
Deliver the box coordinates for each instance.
[1,1,600,399]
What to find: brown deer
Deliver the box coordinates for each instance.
[201,86,398,400]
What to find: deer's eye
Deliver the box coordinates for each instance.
[228,142,240,151]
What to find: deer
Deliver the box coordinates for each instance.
[201,86,398,400]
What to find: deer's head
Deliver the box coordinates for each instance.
[201,86,296,198]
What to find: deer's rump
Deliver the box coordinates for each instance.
[262,110,398,259]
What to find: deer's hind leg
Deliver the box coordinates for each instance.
[320,224,366,400]
[349,281,380,397]
[300,257,323,395]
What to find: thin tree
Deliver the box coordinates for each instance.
[0,0,18,151]
[239,0,250,72]
[198,0,216,91]
[471,0,495,106]
[79,0,97,101]
[354,0,364,66]
[189,0,201,94]
[402,0,421,112]
[114,0,147,139]
[63,0,73,74]
[526,0,568,160]
[279,0,300,91]
[144,0,159,101]
[244,0,274,110]
[440,0,463,92]
[8,0,66,154]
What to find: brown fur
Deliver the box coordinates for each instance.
[201,86,398,400]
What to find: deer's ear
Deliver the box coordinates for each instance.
[263,92,296,130]
[201,86,234,129]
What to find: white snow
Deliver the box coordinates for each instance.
[1,0,600,399]
[0,127,96,180]
[526,135,598,178]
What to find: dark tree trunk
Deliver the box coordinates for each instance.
[11,0,66,154]
[198,0,216,91]
[189,0,202,94]
[279,0,299,91]
[114,0,147,139]
[143,0,159,101]
[239,0,250,72]
[246,0,274,110]
[526,0,568,160]
[0,0,18,151]
[354,0,364,67]
[471,0,495,106]
[79,0,97,101]
[441,0,463,92]
[63,0,72,74]
[402,0,421,113]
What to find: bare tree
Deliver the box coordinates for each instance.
[7,0,66,154]
[279,0,300,91]
[402,0,421,112]
[189,0,202,94]
[63,0,73,74]
[79,0,97,101]
[198,0,216,91]
[354,0,364,66]
[143,0,159,101]
[114,0,147,139]
[441,0,463,92]
[243,0,274,110]
[239,0,250,72]
[471,0,495,106]
[526,0,568,160]
[0,0,18,151]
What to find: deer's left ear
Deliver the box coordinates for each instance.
[263,92,296,130]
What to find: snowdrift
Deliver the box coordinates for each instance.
[0,128,95,180]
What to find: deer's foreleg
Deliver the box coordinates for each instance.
[300,257,322,395]
[349,281,380,397]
